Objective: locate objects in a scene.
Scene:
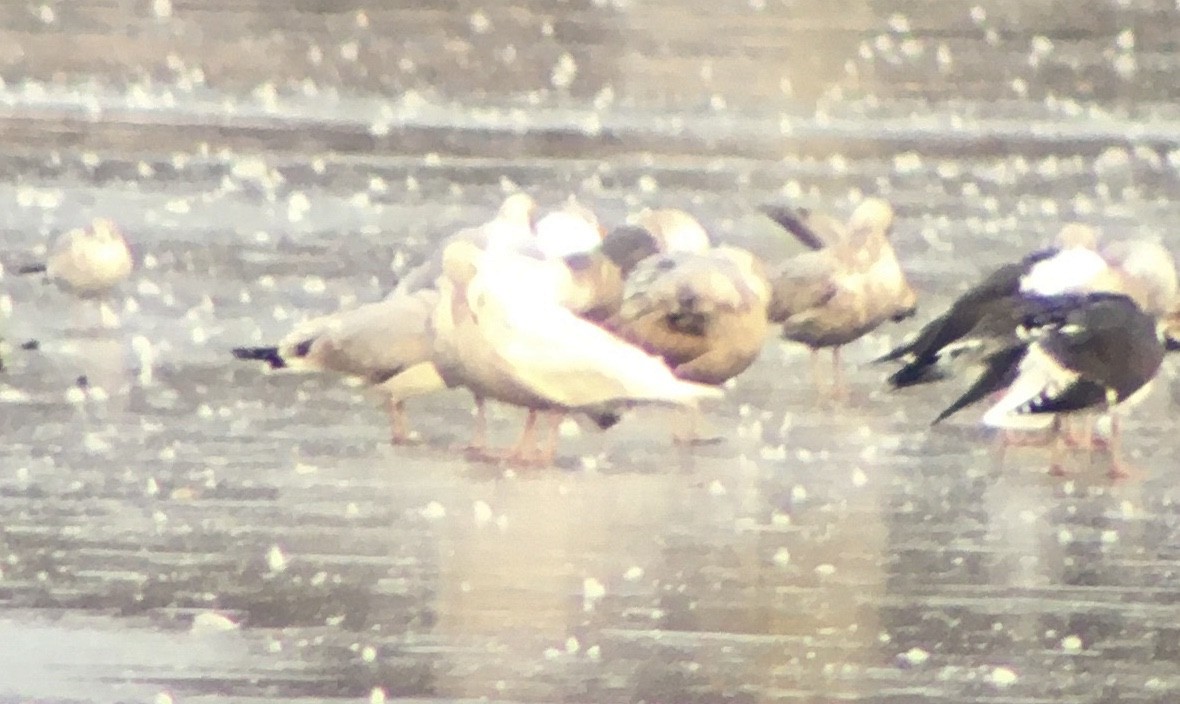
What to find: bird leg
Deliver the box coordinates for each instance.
[1105,414,1132,480]
[504,409,542,467]
[386,398,414,445]
[1062,415,1096,451]
[671,406,724,446]
[537,410,564,466]
[672,406,699,446]
[808,347,847,400]
[1047,416,1069,477]
[823,346,849,401]
[461,395,490,459]
[808,349,823,389]
[1088,414,1112,451]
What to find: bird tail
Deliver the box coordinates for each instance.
[620,376,724,408]
[887,360,947,388]
[873,342,911,365]
[932,345,1026,425]
[589,410,622,430]
[231,346,287,369]
[17,263,47,275]
[760,205,826,250]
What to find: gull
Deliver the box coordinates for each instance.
[879,225,1176,389]
[232,289,442,444]
[431,237,723,465]
[763,197,917,395]
[609,209,770,385]
[19,218,133,328]
[232,193,538,446]
[931,292,1164,478]
[603,209,771,441]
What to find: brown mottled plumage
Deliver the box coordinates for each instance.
[608,210,771,387]
[765,197,917,393]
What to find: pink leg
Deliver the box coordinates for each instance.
[1048,416,1069,477]
[505,409,541,467]
[809,348,823,390]
[1061,415,1096,451]
[672,407,699,446]
[387,398,412,445]
[830,346,848,399]
[462,395,489,459]
[537,411,563,466]
[1106,414,1132,480]
[1004,428,1053,447]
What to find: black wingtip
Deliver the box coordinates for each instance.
[591,411,622,430]
[930,405,957,426]
[887,362,946,389]
[930,388,979,426]
[930,345,1028,425]
[873,344,909,365]
[760,204,825,250]
[891,304,918,323]
[1166,335,1180,353]
[231,346,287,369]
[17,263,47,275]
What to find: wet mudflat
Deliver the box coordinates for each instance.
[3,0,1180,702]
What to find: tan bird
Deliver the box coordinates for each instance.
[764,197,917,395]
[605,209,771,441]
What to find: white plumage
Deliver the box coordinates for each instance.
[981,345,1078,430]
[45,218,134,297]
[1019,247,1111,296]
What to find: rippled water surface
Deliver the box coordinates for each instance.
[3,1,1180,702]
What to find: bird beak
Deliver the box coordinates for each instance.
[564,253,595,272]
[891,304,918,323]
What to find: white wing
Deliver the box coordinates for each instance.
[474,273,722,408]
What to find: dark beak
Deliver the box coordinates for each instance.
[891,305,918,323]
[564,253,596,272]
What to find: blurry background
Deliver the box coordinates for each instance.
[2,1,1180,702]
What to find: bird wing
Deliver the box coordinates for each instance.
[766,250,840,323]
[977,343,1084,429]
[1034,293,1163,401]
[975,293,1158,427]
[931,344,1027,424]
[285,290,438,384]
[610,253,738,367]
[877,257,1034,364]
[481,287,721,408]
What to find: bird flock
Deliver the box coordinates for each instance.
[9,194,1179,479]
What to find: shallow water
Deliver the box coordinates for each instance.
[3,0,1180,702]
